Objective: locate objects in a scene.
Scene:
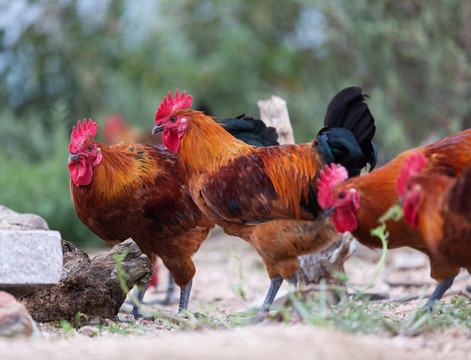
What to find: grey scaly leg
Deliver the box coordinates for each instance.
[289,271,298,288]
[256,275,284,322]
[178,280,193,313]
[162,273,176,305]
[423,276,455,309]
[131,282,149,319]
[149,273,176,305]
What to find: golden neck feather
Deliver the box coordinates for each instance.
[178,112,253,175]
[91,144,157,201]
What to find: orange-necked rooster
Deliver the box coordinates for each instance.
[152,88,376,319]
[68,116,278,317]
[68,119,213,317]
[398,152,471,271]
[317,129,471,307]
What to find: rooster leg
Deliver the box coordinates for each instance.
[148,273,176,305]
[131,282,149,319]
[178,280,193,313]
[163,273,176,304]
[256,275,284,321]
[423,276,455,309]
[289,271,298,288]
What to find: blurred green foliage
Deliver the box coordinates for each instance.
[1,0,471,246]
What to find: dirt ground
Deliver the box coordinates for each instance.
[2,229,471,360]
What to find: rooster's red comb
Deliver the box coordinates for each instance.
[154,89,193,124]
[317,163,349,210]
[69,119,98,153]
[396,152,427,196]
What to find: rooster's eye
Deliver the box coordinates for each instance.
[338,191,345,199]
[170,116,177,123]
[88,145,93,151]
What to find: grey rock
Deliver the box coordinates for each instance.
[0,291,35,338]
[0,205,49,231]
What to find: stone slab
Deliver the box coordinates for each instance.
[0,230,63,297]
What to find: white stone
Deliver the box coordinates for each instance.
[0,230,63,296]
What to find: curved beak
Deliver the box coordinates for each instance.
[324,207,335,217]
[152,125,165,135]
[68,153,81,163]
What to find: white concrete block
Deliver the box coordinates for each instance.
[0,230,63,296]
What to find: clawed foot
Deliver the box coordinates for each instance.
[421,276,455,310]
[131,308,154,320]
[422,299,437,310]
[255,309,270,323]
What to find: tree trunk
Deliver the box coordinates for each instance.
[257,96,295,145]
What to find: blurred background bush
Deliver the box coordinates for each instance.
[1,0,470,247]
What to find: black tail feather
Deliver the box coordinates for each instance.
[323,86,375,144]
[361,141,377,171]
[316,87,377,177]
[218,115,280,147]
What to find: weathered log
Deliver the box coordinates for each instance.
[297,233,357,285]
[20,238,152,323]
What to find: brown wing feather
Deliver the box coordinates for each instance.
[406,171,471,272]
[197,144,324,224]
[438,165,471,268]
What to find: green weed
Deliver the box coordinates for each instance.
[228,249,248,302]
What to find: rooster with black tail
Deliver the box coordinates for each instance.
[152,87,377,320]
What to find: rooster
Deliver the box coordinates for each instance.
[317,129,471,306]
[68,116,278,317]
[398,152,471,270]
[152,88,376,318]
